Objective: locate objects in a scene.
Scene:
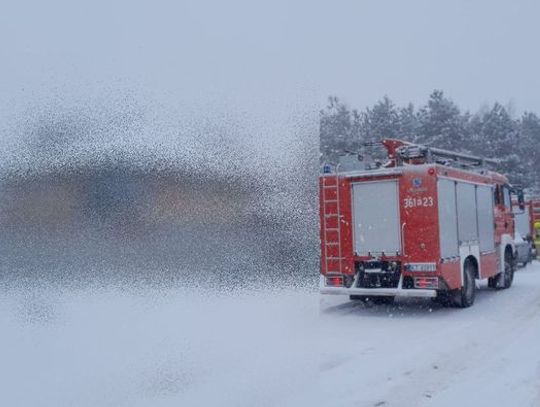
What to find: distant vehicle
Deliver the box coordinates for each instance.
[514,199,537,265]
[530,200,540,258]
[514,234,534,267]
[320,139,524,308]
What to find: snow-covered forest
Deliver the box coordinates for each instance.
[320,90,540,193]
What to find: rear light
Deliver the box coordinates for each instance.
[325,276,344,287]
[414,277,438,289]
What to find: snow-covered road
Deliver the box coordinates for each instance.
[320,262,540,407]
[0,284,319,407]
[1,264,539,406]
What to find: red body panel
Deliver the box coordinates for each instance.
[439,260,461,289]
[480,252,498,279]
[399,168,439,264]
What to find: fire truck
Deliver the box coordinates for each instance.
[533,200,540,255]
[523,199,540,253]
[515,198,540,259]
[320,139,524,308]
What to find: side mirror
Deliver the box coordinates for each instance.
[511,185,525,211]
[517,189,525,211]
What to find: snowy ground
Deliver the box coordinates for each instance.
[0,284,319,407]
[1,264,539,406]
[320,262,540,407]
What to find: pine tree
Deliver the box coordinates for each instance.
[398,103,418,142]
[361,96,401,142]
[518,112,540,192]
[416,90,468,151]
[470,103,520,179]
[319,91,540,191]
[320,96,353,162]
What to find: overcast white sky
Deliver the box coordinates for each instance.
[1,0,539,119]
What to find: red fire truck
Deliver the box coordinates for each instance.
[320,139,524,307]
[516,198,540,258]
[532,200,540,255]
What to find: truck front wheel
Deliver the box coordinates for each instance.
[488,250,515,289]
[502,250,515,289]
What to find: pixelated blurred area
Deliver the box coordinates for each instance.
[0,104,318,288]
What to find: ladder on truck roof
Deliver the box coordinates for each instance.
[390,140,499,169]
[321,172,343,274]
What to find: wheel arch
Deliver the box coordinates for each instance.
[464,255,479,279]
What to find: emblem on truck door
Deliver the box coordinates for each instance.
[412,178,422,188]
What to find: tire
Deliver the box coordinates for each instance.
[502,250,515,289]
[431,291,451,306]
[488,275,498,289]
[453,259,476,308]
[488,249,516,289]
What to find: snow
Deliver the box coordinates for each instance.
[320,262,540,407]
[1,265,539,406]
[0,286,319,407]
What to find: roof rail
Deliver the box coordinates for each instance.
[381,139,499,170]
